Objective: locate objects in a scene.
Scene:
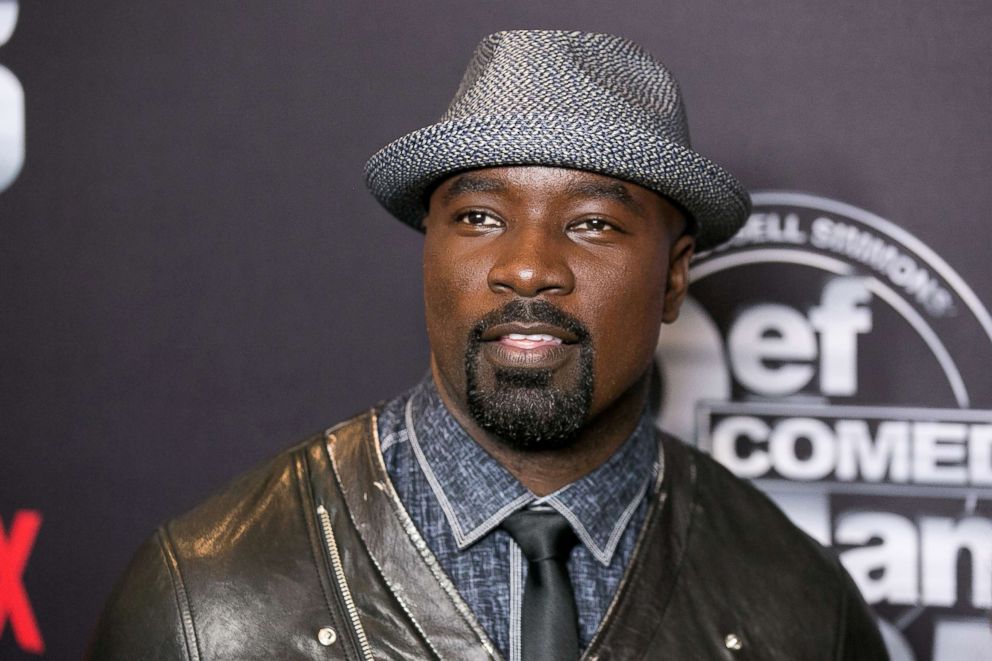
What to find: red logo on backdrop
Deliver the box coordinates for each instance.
[0,510,44,654]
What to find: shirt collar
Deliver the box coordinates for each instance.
[540,413,659,565]
[403,376,660,566]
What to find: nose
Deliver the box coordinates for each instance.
[487,225,575,297]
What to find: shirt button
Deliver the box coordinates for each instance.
[724,633,743,651]
[317,627,337,646]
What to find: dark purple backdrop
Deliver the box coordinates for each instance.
[1,2,989,659]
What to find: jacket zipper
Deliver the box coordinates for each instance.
[316,504,375,661]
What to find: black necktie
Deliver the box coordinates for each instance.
[502,509,580,661]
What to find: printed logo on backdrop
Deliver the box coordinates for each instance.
[0,0,23,193]
[0,4,37,657]
[0,511,44,655]
[655,192,992,661]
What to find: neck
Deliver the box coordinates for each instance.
[431,364,649,496]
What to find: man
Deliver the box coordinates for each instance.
[89,30,888,660]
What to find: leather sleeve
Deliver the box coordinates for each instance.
[836,560,890,661]
[85,529,197,661]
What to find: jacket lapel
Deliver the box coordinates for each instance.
[316,412,696,661]
[582,432,698,660]
[323,411,501,661]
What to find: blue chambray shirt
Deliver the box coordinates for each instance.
[377,376,662,660]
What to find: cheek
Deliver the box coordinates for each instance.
[583,256,668,393]
[423,241,457,348]
[422,236,490,367]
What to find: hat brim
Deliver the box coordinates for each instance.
[364,113,750,250]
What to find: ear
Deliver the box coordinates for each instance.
[662,233,695,323]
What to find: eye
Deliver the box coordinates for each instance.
[456,210,503,228]
[569,218,617,233]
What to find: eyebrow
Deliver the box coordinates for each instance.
[438,172,645,215]
[441,174,507,205]
[563,179,645,215]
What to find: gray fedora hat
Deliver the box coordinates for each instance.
[364,30,750,250]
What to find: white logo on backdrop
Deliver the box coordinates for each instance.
[0,0,23,193]
[656,192,992,661]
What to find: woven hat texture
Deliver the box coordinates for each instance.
[364,30,749,249]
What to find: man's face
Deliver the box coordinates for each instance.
[423,166,694,450]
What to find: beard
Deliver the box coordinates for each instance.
[464,299,594,451]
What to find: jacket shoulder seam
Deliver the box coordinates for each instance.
[833,552,856,661]
[156,525,201,661]
[834,574,849,661]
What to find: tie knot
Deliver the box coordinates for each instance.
[502,510,578,563]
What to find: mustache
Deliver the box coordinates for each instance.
[469,299,591,344]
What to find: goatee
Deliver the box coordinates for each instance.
[465,299,594,451]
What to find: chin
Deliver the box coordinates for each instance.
[466,359,594,452]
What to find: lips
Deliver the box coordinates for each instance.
[468,300,589,373]
[478,322,579,370]
[481,322,580,345]
[500,333,563,350]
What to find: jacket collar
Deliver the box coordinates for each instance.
[318,409,697,661]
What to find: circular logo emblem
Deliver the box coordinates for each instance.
[655,192,992,661]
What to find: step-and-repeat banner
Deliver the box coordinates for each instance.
[656,194,992,658]
[1,2,989,659]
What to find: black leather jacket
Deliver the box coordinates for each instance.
[87,410,888,660]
